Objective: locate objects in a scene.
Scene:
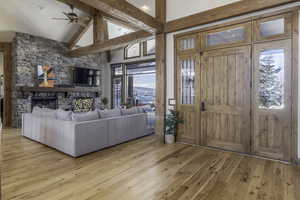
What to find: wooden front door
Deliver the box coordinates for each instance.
[252,40,292,161]
[200,46,251,153]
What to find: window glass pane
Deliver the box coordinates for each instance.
[180,37,195,50]
[113,66,123,76]
[145,39,155,55]
[260,18,284,37]
[126,43,140,59]
[127,65,156,106]
[258,49,284,109]
[181,59,195,104]
[113,78,122,108]
[207,27,245,46]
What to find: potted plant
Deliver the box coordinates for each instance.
[165,109,183,144]
[101,97,109,109]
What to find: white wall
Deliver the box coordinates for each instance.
[298,10,300,160]
[166,0,241,21]
[165,2,300,159]
[0,53,3,97]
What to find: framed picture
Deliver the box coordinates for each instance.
[37,65,55,87]
[143,39,156,56]
[124,42,141,59]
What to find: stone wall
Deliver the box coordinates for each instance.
[11,32,106,128]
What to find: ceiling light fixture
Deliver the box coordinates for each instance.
[141,5,150,12]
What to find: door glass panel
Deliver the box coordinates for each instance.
[260,18,284,37]
[181,59,195,104]
[207,27,245,46]
[258,49,284,109]
[180,38,195,50]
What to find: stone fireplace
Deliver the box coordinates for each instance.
[31,93,58,111]
[11,32,106,128]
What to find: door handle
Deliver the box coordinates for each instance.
[201,102,206,112]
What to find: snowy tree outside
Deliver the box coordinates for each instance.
[258,49,285,109]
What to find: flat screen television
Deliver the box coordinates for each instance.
[73,68,89,86]
[73,67,100,86]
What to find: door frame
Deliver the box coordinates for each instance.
[0,43,12,128]
[174,9,299,163]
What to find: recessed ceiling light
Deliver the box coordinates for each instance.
[141,5,150,12]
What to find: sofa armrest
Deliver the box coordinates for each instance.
[74,119,109,157]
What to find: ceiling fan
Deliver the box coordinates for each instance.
[52,4,90,27]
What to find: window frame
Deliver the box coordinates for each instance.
[143,39,156,56]
[176,34,199,55]
[124,42,142,60]
[200,22,252,51]
[253,13,292,42]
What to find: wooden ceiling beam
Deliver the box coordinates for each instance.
[165,0,299,33]
[57,0,140,31]
[56,0,98,16]
[68,18,93,49]
[77,0,163,33]
[68,30,152,57]
[93,13,108,43]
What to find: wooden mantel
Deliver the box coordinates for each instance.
[16,86,100,93]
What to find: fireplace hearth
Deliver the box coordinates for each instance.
[31,94,58,111]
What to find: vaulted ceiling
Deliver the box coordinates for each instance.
[0,0,152,46]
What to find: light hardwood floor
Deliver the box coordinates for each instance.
[1,129,300,200]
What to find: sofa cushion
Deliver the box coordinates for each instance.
[32,106,43,117]
[98,108,121,119]
[142,105,152,112]
[43,108,57,119]
[72,111,99,122]
[136,106,145,113]
[121,107,138,116]
[32,106,57,119]
[56,109,72,121]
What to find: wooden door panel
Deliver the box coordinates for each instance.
[253,40,292,161]
[201,46,251,153]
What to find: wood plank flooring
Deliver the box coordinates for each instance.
[2,128,300,200]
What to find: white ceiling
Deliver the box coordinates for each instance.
[126,0,155,17]
[0,0,136,46]
[0,0,89,42]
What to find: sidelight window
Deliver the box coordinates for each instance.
[181,59,195,104]
[180,37,195,51]
[258,49,284,109]
[260,18,285,37]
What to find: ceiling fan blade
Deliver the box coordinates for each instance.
[63,12,72,20]
[52,18,69,20]
[80,16,91,21]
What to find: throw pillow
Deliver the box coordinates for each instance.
[56,109,72,121]
[42,108,57,119]
[32,106,43,117]
[121,107,138,116]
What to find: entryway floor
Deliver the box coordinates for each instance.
[1,129,300,200]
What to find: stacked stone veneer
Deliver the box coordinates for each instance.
[12,32,106,128]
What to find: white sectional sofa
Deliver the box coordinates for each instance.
[22,107,153,157]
